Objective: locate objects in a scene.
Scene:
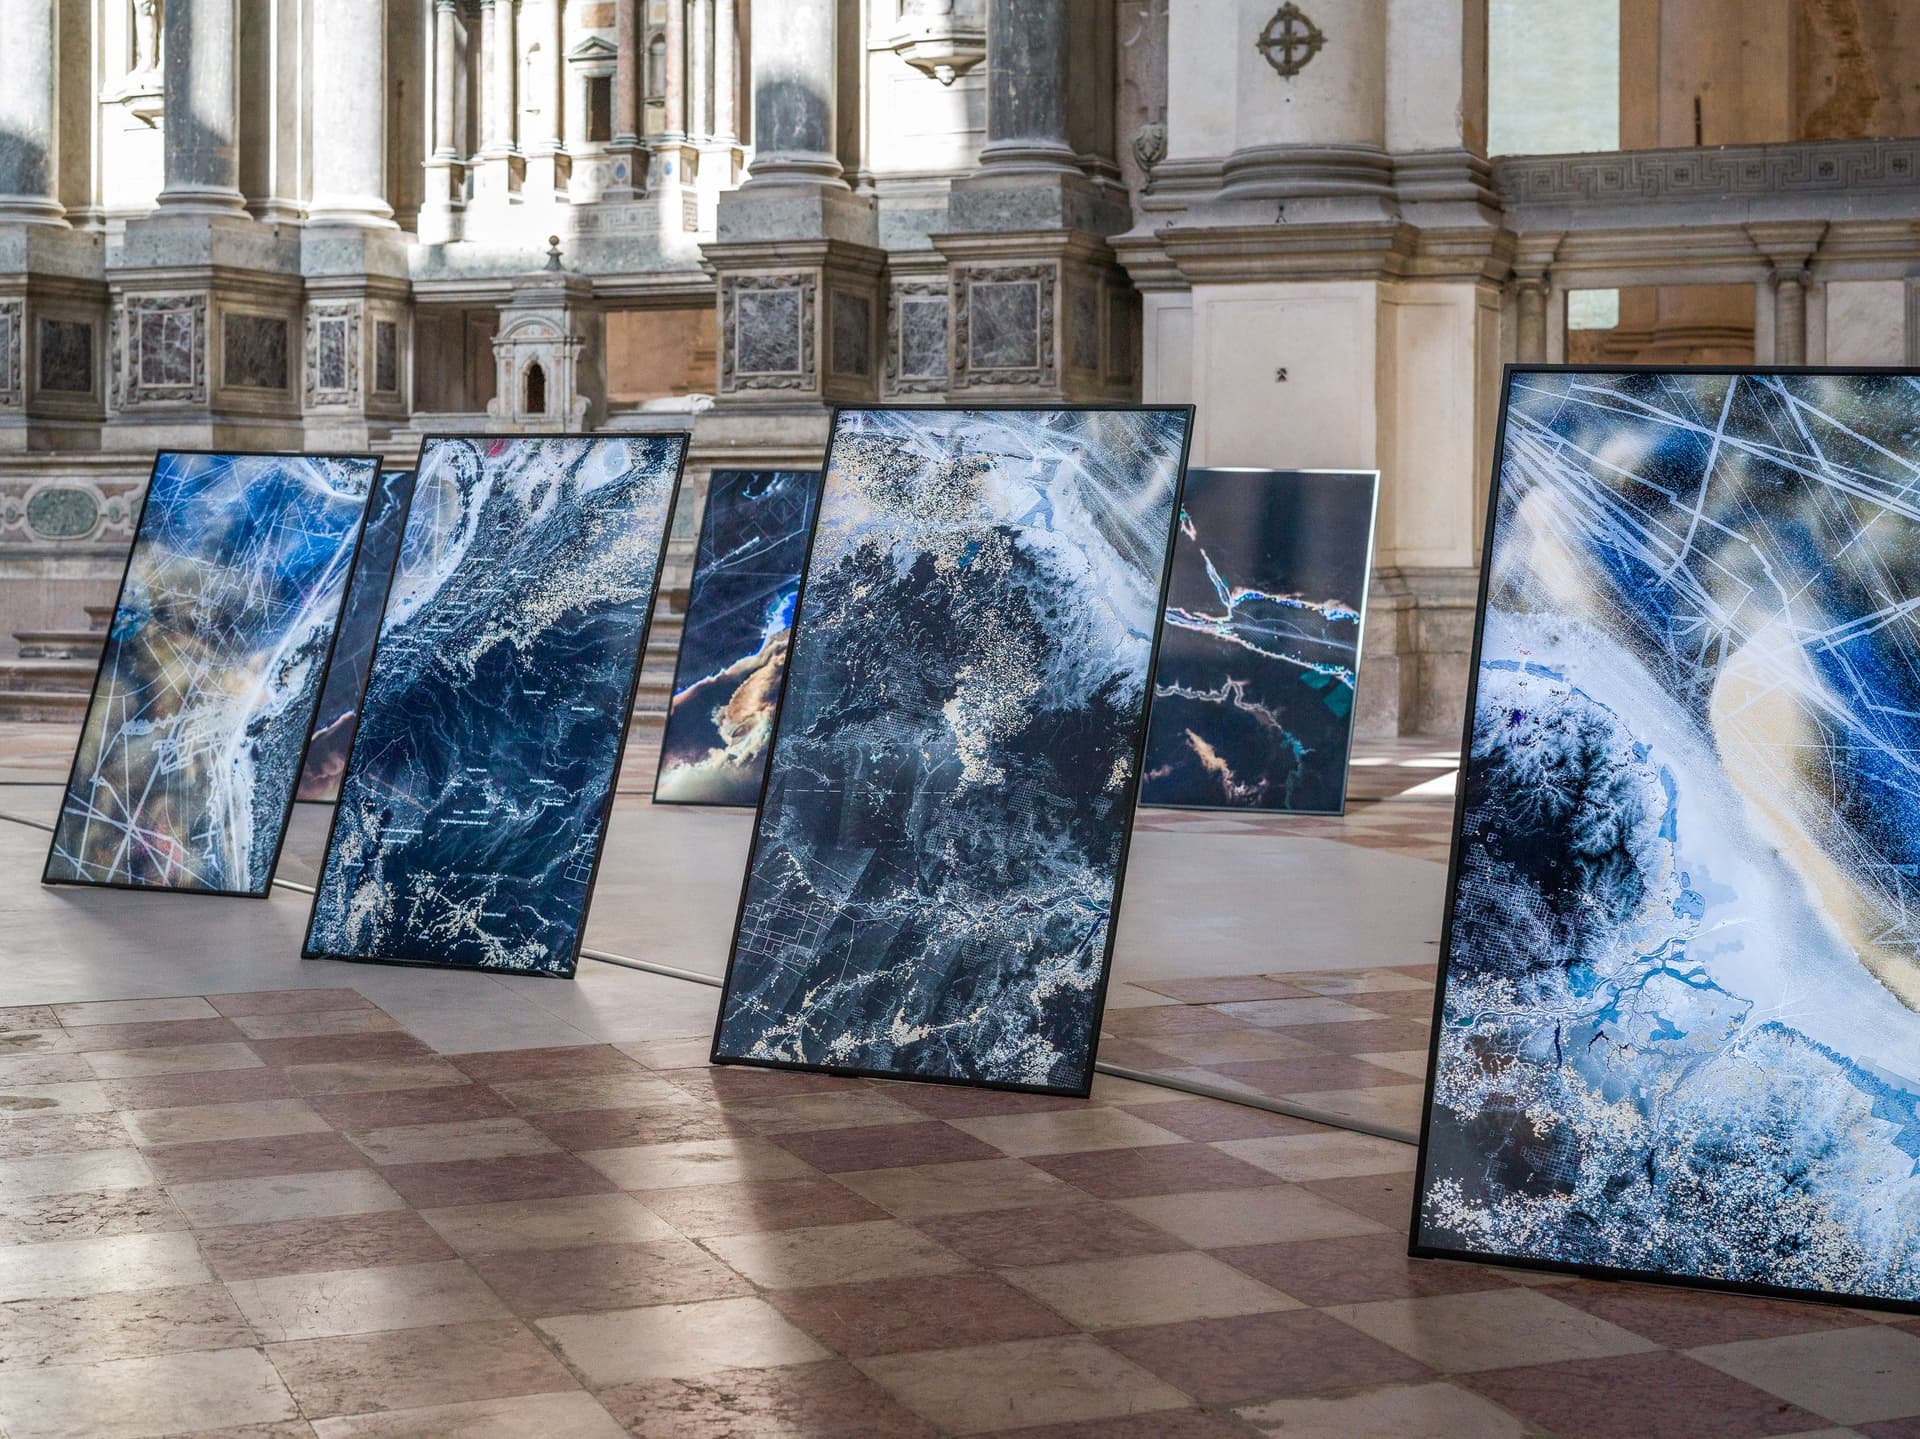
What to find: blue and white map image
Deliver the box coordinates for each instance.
[654,468,820,806]
[1416,370,1920,1306]
[1141,468,1376,813]
[713,406,1191,1092]
[299,468,416,802]
[46,451,376,894]
[305,436,684,976]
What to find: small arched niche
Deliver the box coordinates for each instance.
[524,359,548,415]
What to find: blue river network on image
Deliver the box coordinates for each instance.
[299,468,417,802]
[713,406,1190,1091]
[1141,468,1375,813]
[654,469,820,806]
[1417,370,1920,1305]
[305,436,683,976]
[46,451,375,894]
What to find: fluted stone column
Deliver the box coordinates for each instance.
[976,0,1075,175]
[434,0,460,159]
[308,0,394,227]
[0,0,64,225]
[158,0,247,213]
[742,0,842,188]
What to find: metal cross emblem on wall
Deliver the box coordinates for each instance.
[1256,3,1324,78]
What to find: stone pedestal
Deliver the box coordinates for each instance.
[931,230,1134,401]
[0,227,110,454]
[300,229,413,450]
[103,212,305,451]
[705,239,885,406]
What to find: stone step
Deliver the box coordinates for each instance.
[14,630,107,661]
[0,658,101,694]
[0,689,89,722]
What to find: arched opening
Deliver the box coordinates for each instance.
[524,360,548,415]
[646,33,667,103]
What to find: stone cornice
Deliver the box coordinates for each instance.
[1115,219,1510,289]
[1495,138,1920,230]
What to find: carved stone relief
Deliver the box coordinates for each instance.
[305,303,360,406]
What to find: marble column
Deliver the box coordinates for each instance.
[660,0,687,143]
[477,0,495,151]
[308,0,394,226]
[434,0,460,159]
[0,0,65,225]
[742,0,842,188]
[158,0,247,212]
[613,0,641,149]
[538,0,563,153]
[420,0,466,237]
[489,0,518,156]
[689,0,712,141]
[711,0,738,145]
[976,0,1076,174]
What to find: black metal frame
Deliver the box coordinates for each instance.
[299,432,690,979]
[41,447,384,899]
[1137,465,1382,818]
[294,466,420,806]
[707,402,1198,1098]
[1409,362,1920,1318]
[650,465,825,809]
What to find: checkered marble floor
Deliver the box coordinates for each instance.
[1116,740,1458,1130]
[5,990,1918,1438]
[1102,965,1439,1137]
